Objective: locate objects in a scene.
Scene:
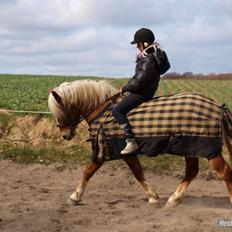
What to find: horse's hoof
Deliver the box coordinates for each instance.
[165,201,176,208]
[68,198,79,206]
[69,192,80,205]
[148,197,159,204]
[165,199,181,208]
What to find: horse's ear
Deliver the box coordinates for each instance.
[51,91,63,106]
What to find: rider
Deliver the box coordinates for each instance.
[112,28,162,155]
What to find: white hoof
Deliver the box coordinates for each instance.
[70,192,80,205]
[165,198,182,208]
[148,197,159,204]
[165,191,184,208]
[165,200,177,208]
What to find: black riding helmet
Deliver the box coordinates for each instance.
[131,28,155,44]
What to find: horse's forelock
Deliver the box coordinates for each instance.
[48,88,67,122]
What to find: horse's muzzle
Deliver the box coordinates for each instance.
[62,134,72,140]
[61,129,76,140]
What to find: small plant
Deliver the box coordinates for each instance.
[0,113,15,127]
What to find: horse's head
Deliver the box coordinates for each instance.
[48,80,118,140]
[48,88,81,140]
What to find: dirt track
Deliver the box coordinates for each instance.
[0,160,231,232]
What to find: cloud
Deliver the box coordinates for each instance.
[0,0,231,76]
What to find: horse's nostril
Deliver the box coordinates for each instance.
[63,134,72,140]
[62,135,67,139]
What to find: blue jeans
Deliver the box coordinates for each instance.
[112,93,150,138]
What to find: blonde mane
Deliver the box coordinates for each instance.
[48,80,117,122]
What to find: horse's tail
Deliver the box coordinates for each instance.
[222,104,232,166]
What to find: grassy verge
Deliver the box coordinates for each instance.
[0,139,208,171]
[0,143,91,165]
[0,113,16,126]
[140,154,210,175]
[0,142,220,179]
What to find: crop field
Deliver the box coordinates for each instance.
[0,74,231,172]
[0,74,232,112]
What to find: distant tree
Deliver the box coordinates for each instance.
[181,72,194,79]
[163,72,181,79]
[163,72,232,80]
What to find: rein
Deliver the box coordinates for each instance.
[85,92,121,124]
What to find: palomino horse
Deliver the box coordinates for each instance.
[48,80,232,207]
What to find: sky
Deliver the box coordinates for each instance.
[0,0,231,77]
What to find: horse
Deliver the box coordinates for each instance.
[48,80,232,207]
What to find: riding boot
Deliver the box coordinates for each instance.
[120,123,139,155]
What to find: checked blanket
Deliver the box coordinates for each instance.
[89,93,223,161]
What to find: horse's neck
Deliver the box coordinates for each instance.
[80,97,102,118]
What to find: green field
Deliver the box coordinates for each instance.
[0,74,232,112]
[0,74,231,174]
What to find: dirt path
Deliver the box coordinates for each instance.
[0,160,231,232]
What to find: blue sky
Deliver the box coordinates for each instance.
[0,0,231,77]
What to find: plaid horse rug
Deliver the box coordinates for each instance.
[89,93,223,161]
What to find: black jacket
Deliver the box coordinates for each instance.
[122,52,160,99]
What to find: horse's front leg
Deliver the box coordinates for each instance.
[165,157,199,208]
[123,156,159,204]
[70,160,104,205]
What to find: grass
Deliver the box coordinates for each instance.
[0,74,232,174]
[0,143,91,165]
[0,74,104,111]
[1,74,232,112]
[0,113,16,127]
[0,141,213,176]
[140,154,210,176]
[140,154,185,173]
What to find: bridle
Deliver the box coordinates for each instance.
[53,86,85,129]
[56,116,84,129]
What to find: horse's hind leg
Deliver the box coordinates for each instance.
[208,155,232,204]
[165,157,199,208]
[223,127,232,168]
[123,156,159,204]
[70,160,104,205]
